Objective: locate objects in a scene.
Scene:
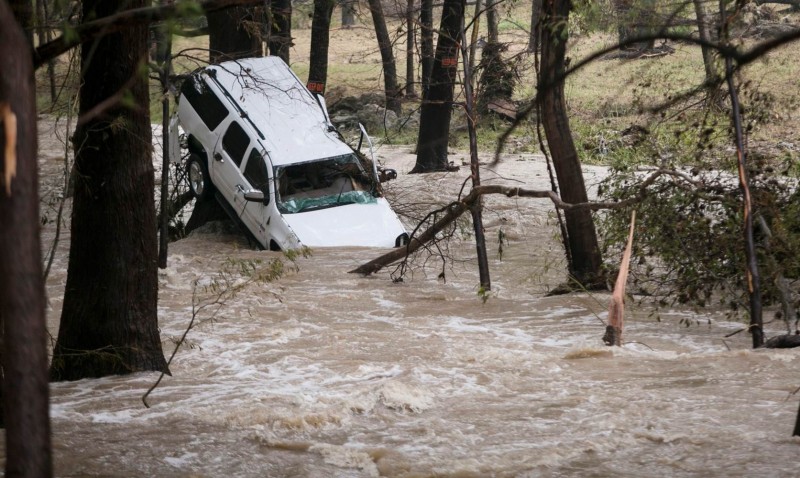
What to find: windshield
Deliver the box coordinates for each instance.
[276,154,377,214]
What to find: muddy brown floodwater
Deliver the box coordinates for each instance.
[2,120,798,477]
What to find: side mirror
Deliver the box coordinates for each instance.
[243,190,265,203]
[379,167,397,183]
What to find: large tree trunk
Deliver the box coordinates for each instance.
[405,0,416,97]
[411,0,465,173]
[269,0,292,64]
[540,0,605,288]
[367,0,402,114]
[307,0,335,95]
[419,0,434,95]
[693,0,718,85]
[0,1,52,474]
[207,5,262,63]
[528,0,543,52]
[50,0,169,381]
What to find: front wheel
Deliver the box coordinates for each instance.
[187,154,214,201]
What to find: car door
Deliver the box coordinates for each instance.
[239,148,271,248]
[211,120,250,207]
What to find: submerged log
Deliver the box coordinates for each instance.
[762,334,800,349]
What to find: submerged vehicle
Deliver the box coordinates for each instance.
[169,57,408,250]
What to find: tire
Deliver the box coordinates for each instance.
[187,154,214,201]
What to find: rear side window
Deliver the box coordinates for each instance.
[180,77,228,130]
[244,150,270,204]
[222,122,249,167]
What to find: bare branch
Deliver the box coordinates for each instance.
[34,0,263,69]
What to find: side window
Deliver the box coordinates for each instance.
[243,150,270,204]
[222,122,249,167]
[180,77,228,130]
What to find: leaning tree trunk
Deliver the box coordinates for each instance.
[307,0,335,95]
[0,1,52,474]
[411,0,465,173]
[207,5,262,63]
[269,0,292,64]
[50,0,169,381]
[367,0,402,114]
[540,0,605,288]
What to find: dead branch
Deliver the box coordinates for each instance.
[604,211,636,346]
[34,0,262,69]
[350,173,664,276]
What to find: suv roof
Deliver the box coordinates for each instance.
[202,57,352,167]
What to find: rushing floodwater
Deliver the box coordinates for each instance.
[4,123,799,476]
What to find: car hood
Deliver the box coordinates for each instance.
[282,198,406,248]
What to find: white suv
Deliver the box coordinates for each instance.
[169,57,408,251]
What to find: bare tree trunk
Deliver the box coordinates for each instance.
[367,0,402,114]
[460,31,490,290]
[420,0,434,95]
[540,0,605,288]
[207,5,262,63]
[406,0,416,97]
[340,0,356,27]
[0,1,52,474]
[693,0,718,85]
[35,0,57,104]
[528,0,542,52]
[308,0,335,95]
[269,0,292,64]
[51,0,169,381]
[158,0,172,269]
[794,400,800,436]
[412,0,465,173]
[468,0,482,78]
[486,0,498,44]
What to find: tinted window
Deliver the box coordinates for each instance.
[222,122,249,167]
[244,150,270,204]
[180,77,228,130]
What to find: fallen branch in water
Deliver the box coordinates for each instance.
[351,173,663,276]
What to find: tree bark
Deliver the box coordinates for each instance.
[528,0,543,52]
[693,0,718,85]
[51,0,169,381]
[460,31,490,290]
[486,0,499,44]
[419,0,434,95]
[405,0,416,97]
[340,0,356,27]
[307,0,335,95]
[411,0,465,173]
[207,5,262,63]
[269,0,292,64]
[0,1,52,474]
[540,0,605,288]
[367,0,402,114]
